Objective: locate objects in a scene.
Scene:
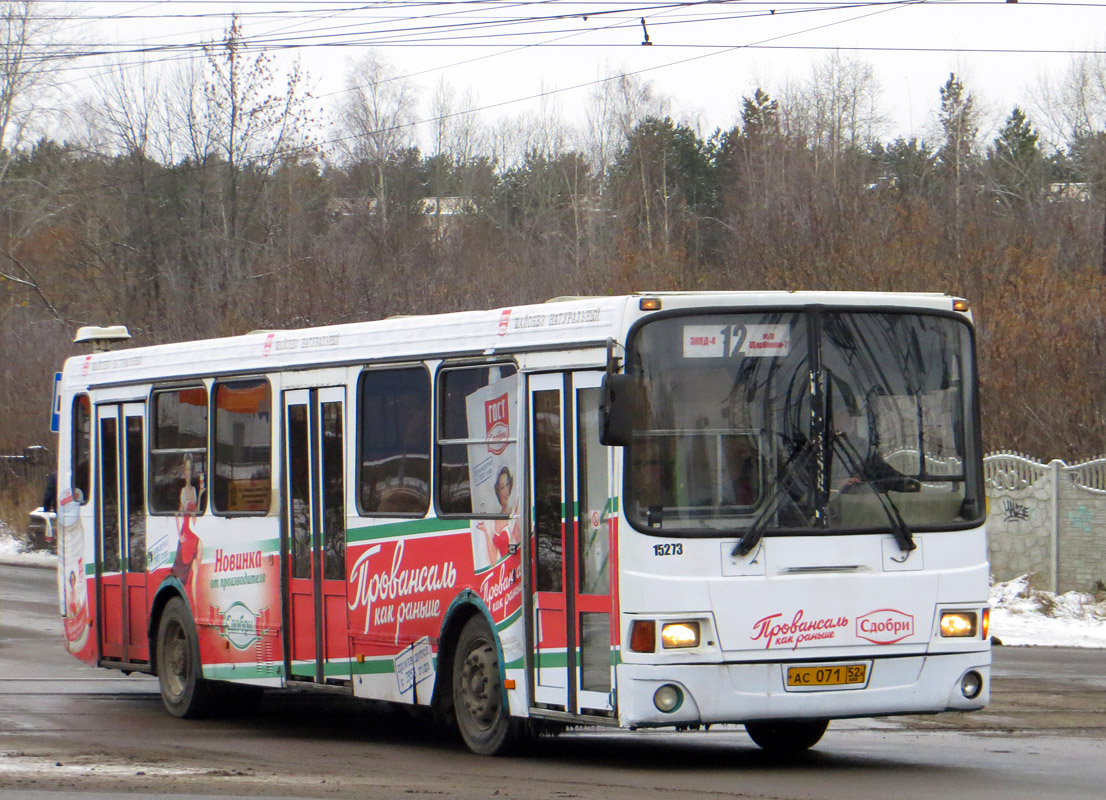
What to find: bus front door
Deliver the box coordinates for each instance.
[94,402,149,665]
[528,372,616,718]
[282,388,350,684]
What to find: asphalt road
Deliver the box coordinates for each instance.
[2,560,1105,799]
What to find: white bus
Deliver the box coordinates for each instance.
[55,292,990,755]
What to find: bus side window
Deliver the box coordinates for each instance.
[71,394,91,504]
[436,364,518,516]
[212,379,272,514]
[150,387,208,515]
[358,367,431,515]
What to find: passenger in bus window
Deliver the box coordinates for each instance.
[170,453,204,599]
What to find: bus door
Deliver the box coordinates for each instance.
[528,371,616,717]
[282,387,350,683]
[94,402,149,665]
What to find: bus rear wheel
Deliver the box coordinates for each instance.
[156,597,215,719]
[745,719,829,752]
[452,615,519,755]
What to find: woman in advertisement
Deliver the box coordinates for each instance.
[473,466,521,569]
[170,453,204,601]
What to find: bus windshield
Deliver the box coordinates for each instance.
[624,309,982,535]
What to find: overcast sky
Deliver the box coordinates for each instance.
[65,2,1106,147]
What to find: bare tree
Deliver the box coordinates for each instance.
[583,68,668,180]
[429,78,484,166]
[1032,49,1106,144]
[782,52,887,180]
[166,16,317,311]
[336,49,419,221]
[0,1,73,184]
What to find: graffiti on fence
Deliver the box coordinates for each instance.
[1067,505,1093,533]
[1002,499,1030,522]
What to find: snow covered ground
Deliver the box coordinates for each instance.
[0,521,59,569]
[2,521,1103,647]
[989,574,1106,648]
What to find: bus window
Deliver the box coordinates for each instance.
[72,394,91,504]
[212,379,272,514]
[126,415,147,572]
[358,367,431,515]
[150,387,208,515]
[436,364,518,516]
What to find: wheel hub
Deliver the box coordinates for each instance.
[460,643,498,727]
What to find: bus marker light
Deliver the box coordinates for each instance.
[629,620,656,653]
[982,608,991,640]
[653,684,683,713]
[639,297,662,311]
[940,611,977,638]
[661,622,700,649]
[952,298,970,312]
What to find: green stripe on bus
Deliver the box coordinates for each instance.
[347,517,471,543]
[204,663,283,681]
[495,607,523,632]
[534,650,570,668]
[287,660,359,679]
[350,658,401,676]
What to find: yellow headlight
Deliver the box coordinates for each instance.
[661,621,700,649]
[940,611,977,638]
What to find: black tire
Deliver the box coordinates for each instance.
[745,719,829,752]
[155,597,216,719]
[452,615,519,756]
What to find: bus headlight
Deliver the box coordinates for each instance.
[660,621,701,649]
[940,611,977,638]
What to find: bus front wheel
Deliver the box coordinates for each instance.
[452,615,519,755]
[156,597,214,719]
[745,719,829,752]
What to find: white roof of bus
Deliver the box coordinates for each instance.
[61,291,964,389]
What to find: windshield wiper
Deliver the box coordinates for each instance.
[833,434,916,554]
[732,438,816,557]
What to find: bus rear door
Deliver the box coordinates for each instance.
[94,402,149,666]
[282,387,350,683]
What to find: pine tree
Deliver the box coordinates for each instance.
[987,106,1045,209]
[936,74,979,260]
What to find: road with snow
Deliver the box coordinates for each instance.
[2,560,1105,799]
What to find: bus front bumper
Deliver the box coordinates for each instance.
[616,651,990,729]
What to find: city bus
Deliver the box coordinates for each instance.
[55,292,990,755]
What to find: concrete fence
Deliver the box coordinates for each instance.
[985,452,1106,593]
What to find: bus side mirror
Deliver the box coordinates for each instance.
[599,373,635,447]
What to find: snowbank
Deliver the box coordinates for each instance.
[0,521,58,568]
[989,575,1106,648]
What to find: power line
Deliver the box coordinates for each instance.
[6,0,1103,201]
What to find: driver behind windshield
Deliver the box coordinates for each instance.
[835,413,917,493]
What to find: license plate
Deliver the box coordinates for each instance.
[786,663,867,689]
